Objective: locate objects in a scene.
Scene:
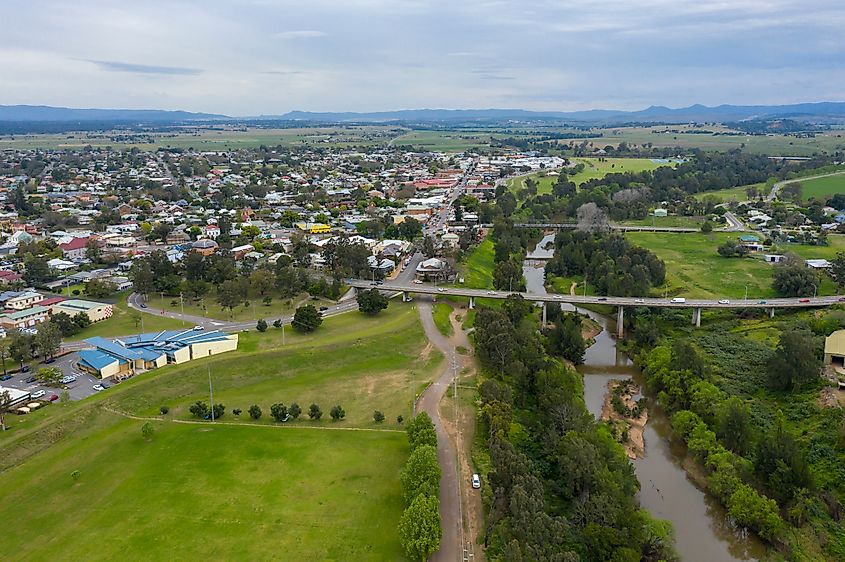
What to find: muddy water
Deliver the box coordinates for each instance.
[523,249,766,562]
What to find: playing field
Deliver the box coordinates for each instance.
[0,302,439,561]
[627,232,843,299]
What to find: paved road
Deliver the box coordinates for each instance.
[767,170,845,201]
[723,211,746,231]
[416,298,463,562]
[348,280,844,310]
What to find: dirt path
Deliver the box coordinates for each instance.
[417,298,480,562]
[570,281,578,295]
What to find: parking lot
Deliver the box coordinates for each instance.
[1,351,103,402]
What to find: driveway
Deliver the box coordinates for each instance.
[0,352,100,402]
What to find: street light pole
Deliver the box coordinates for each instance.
[744,284,748,302]
[208,365,214,422]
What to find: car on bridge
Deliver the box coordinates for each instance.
[718,299,730,304]
[799,298,810,303]
[670,297,686,303]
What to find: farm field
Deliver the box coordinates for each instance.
[390,129,516,151]
[0,303,438,560]
[0,126,400,151]
[627,231,843,299]
[797,173,845,200]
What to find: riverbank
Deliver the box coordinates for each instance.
[600,379,648,460]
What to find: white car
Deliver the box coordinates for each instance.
[93,384,105,392]
[634,298,645,304]
[61,375,77,384]
[31,390,46,399]
[670,297,686,303]
[438,288,445,292]
[718,299,730,304]
[486,291,495,295]
[193,325,204,331]
[413,280,423,284]
[471,474,481,489]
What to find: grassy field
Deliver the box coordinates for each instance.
[390,129,517,151]
[692,183,765,202]
[0,126,399,151]
[460,238,495,289]
[142,291,336,323]
[432,303,454,336]
[627,231,844,299]
[0,411,409,560]
[798,173,845,200]
[618,216,706,228]
[508,157,676,196]
[0,303,439,560]
[66,292,184,342]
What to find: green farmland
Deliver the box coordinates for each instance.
[627,231,844,299]
[797,173,845,200]
[0,303,438,561]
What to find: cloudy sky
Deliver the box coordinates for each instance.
[2,0,844,115]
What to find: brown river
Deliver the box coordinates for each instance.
[524,234,767,562]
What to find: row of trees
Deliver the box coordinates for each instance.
[398,413,442,561]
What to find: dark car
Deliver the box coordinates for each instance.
[43,357,55,364]
[758,300,767,304]
[597,297,608,301]
[100,381,111,389]
[20,365,30,373]
[319,306,329,311]
[25,375,36,383]
[0,374,11,381]
[48,394,59,402]
[139,303,148,309]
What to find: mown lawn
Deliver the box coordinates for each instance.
[799,173,845,200]
[0,411,409,561]
[0,303,437,561]
[143,290,337,322]
[627,232,843,299]
[66,292,184,342]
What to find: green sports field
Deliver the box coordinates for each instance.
[0,303,439,561]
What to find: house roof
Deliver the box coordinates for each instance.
[825,330,845,357]
[59,237,88,252]
[78,349,123,371]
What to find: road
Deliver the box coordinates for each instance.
[416,298,465,562]
[722,211,746,231]
[767,170,845,201]
[347,280,845,310]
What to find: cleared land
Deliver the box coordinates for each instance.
[692,183,764,202]
[798,173,845,200]
[627,231,843,299]
[508,157,676,196]
[0,303,440,560]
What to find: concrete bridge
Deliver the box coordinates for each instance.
[348,280,844,337]
[513,223,701,232]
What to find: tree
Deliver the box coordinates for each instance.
[829,252,845,291]
[248,404,262,420]
[210,403,225,419]
[0,390,12,431]
[400,444,440,502]
[83,279,116,299]
[249,269,275,296]
[493,259,526,292]
[576,202,609,232]
[270,403,289,422]
[0,339,9,377]
[36,367,62,386]
[292,304,322,332]
[407,412,437,450]
[189,401,210,418]
[700,220,713,233]
[547,313,586,364]
[308,403,323,420]
[35,321,61,360]
[50,311,81,337]
[357,288,389,315]
[9,331,34,369]
[398,494,442,562]
[330,404,346,421]
[217,279,245,317]
[289,402,302,419]
[772,265,818,297]
[129,259,156,297]
[767,330,821,390]
[72,312,91,330]
[23,255,51,285]
[717,397,752,455]
[141,422,155,441]
[373,410,385,423]
[256,318,268,332]
[397,415,404,424]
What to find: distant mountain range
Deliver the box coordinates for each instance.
[1,102,845,126]
[0,105,226,122]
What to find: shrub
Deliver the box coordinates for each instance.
[270,403,288,422]
[330,404,346,421]
[248,404,262,420]
[288,402,301,419]
[373,410,385,423]
[308,403,322,420]
[159,405,169,415]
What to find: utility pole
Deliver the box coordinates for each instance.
[208,365,214,422]
[180,291,185,325]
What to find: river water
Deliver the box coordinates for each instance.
[523,234,766,562]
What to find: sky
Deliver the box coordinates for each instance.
[1,0,844,115]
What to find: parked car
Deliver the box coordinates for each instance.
[20,365,30,373]
[60,375,77,384]
[192,325,204,331]
[319,306,329,311]
[93,384,105,392]
[43,357,55,364]
[31,390,46,399]
[48,394,58,402]
[25,375,36,383]
[670,297,686,303]
[0,374,11,381]
[471,474,481,489]
[100,381,110,389]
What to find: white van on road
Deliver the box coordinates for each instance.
[670,297,686,303]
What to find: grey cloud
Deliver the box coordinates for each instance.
[85,59,202,75]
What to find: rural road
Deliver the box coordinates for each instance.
[767,170,845,201]
[416,298,470,562]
